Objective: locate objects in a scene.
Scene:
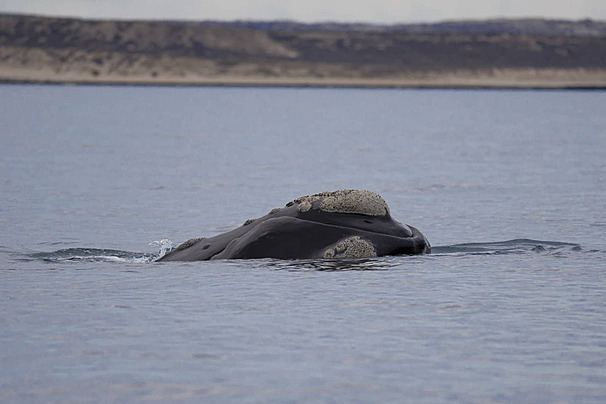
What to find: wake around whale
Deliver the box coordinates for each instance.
[157,190,430,261]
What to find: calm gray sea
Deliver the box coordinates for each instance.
[1,85,605,403]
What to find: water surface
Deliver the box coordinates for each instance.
[1,85,605,403]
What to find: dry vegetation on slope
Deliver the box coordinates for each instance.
[1,14,605,87]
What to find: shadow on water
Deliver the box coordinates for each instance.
[10,239,589,268]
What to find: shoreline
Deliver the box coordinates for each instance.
[2,75,606,90]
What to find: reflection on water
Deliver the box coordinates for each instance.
[257,257,402,272]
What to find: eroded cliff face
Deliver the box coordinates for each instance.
[1,14,605,87]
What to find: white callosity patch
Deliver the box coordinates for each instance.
[291,189,389,216]
[322,236,377,259]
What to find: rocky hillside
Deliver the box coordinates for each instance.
[1,13,605,87]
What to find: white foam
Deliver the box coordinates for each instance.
[149,239,175,260]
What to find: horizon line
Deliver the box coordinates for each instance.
[1,10,604,26]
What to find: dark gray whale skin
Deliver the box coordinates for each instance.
[157,191,430,261]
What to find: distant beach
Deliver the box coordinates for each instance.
[2,66,605,89]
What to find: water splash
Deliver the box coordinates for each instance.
[149,239,174,260]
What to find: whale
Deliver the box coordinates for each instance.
[157,190,430,261]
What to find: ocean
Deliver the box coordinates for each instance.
[1,85,604,403]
